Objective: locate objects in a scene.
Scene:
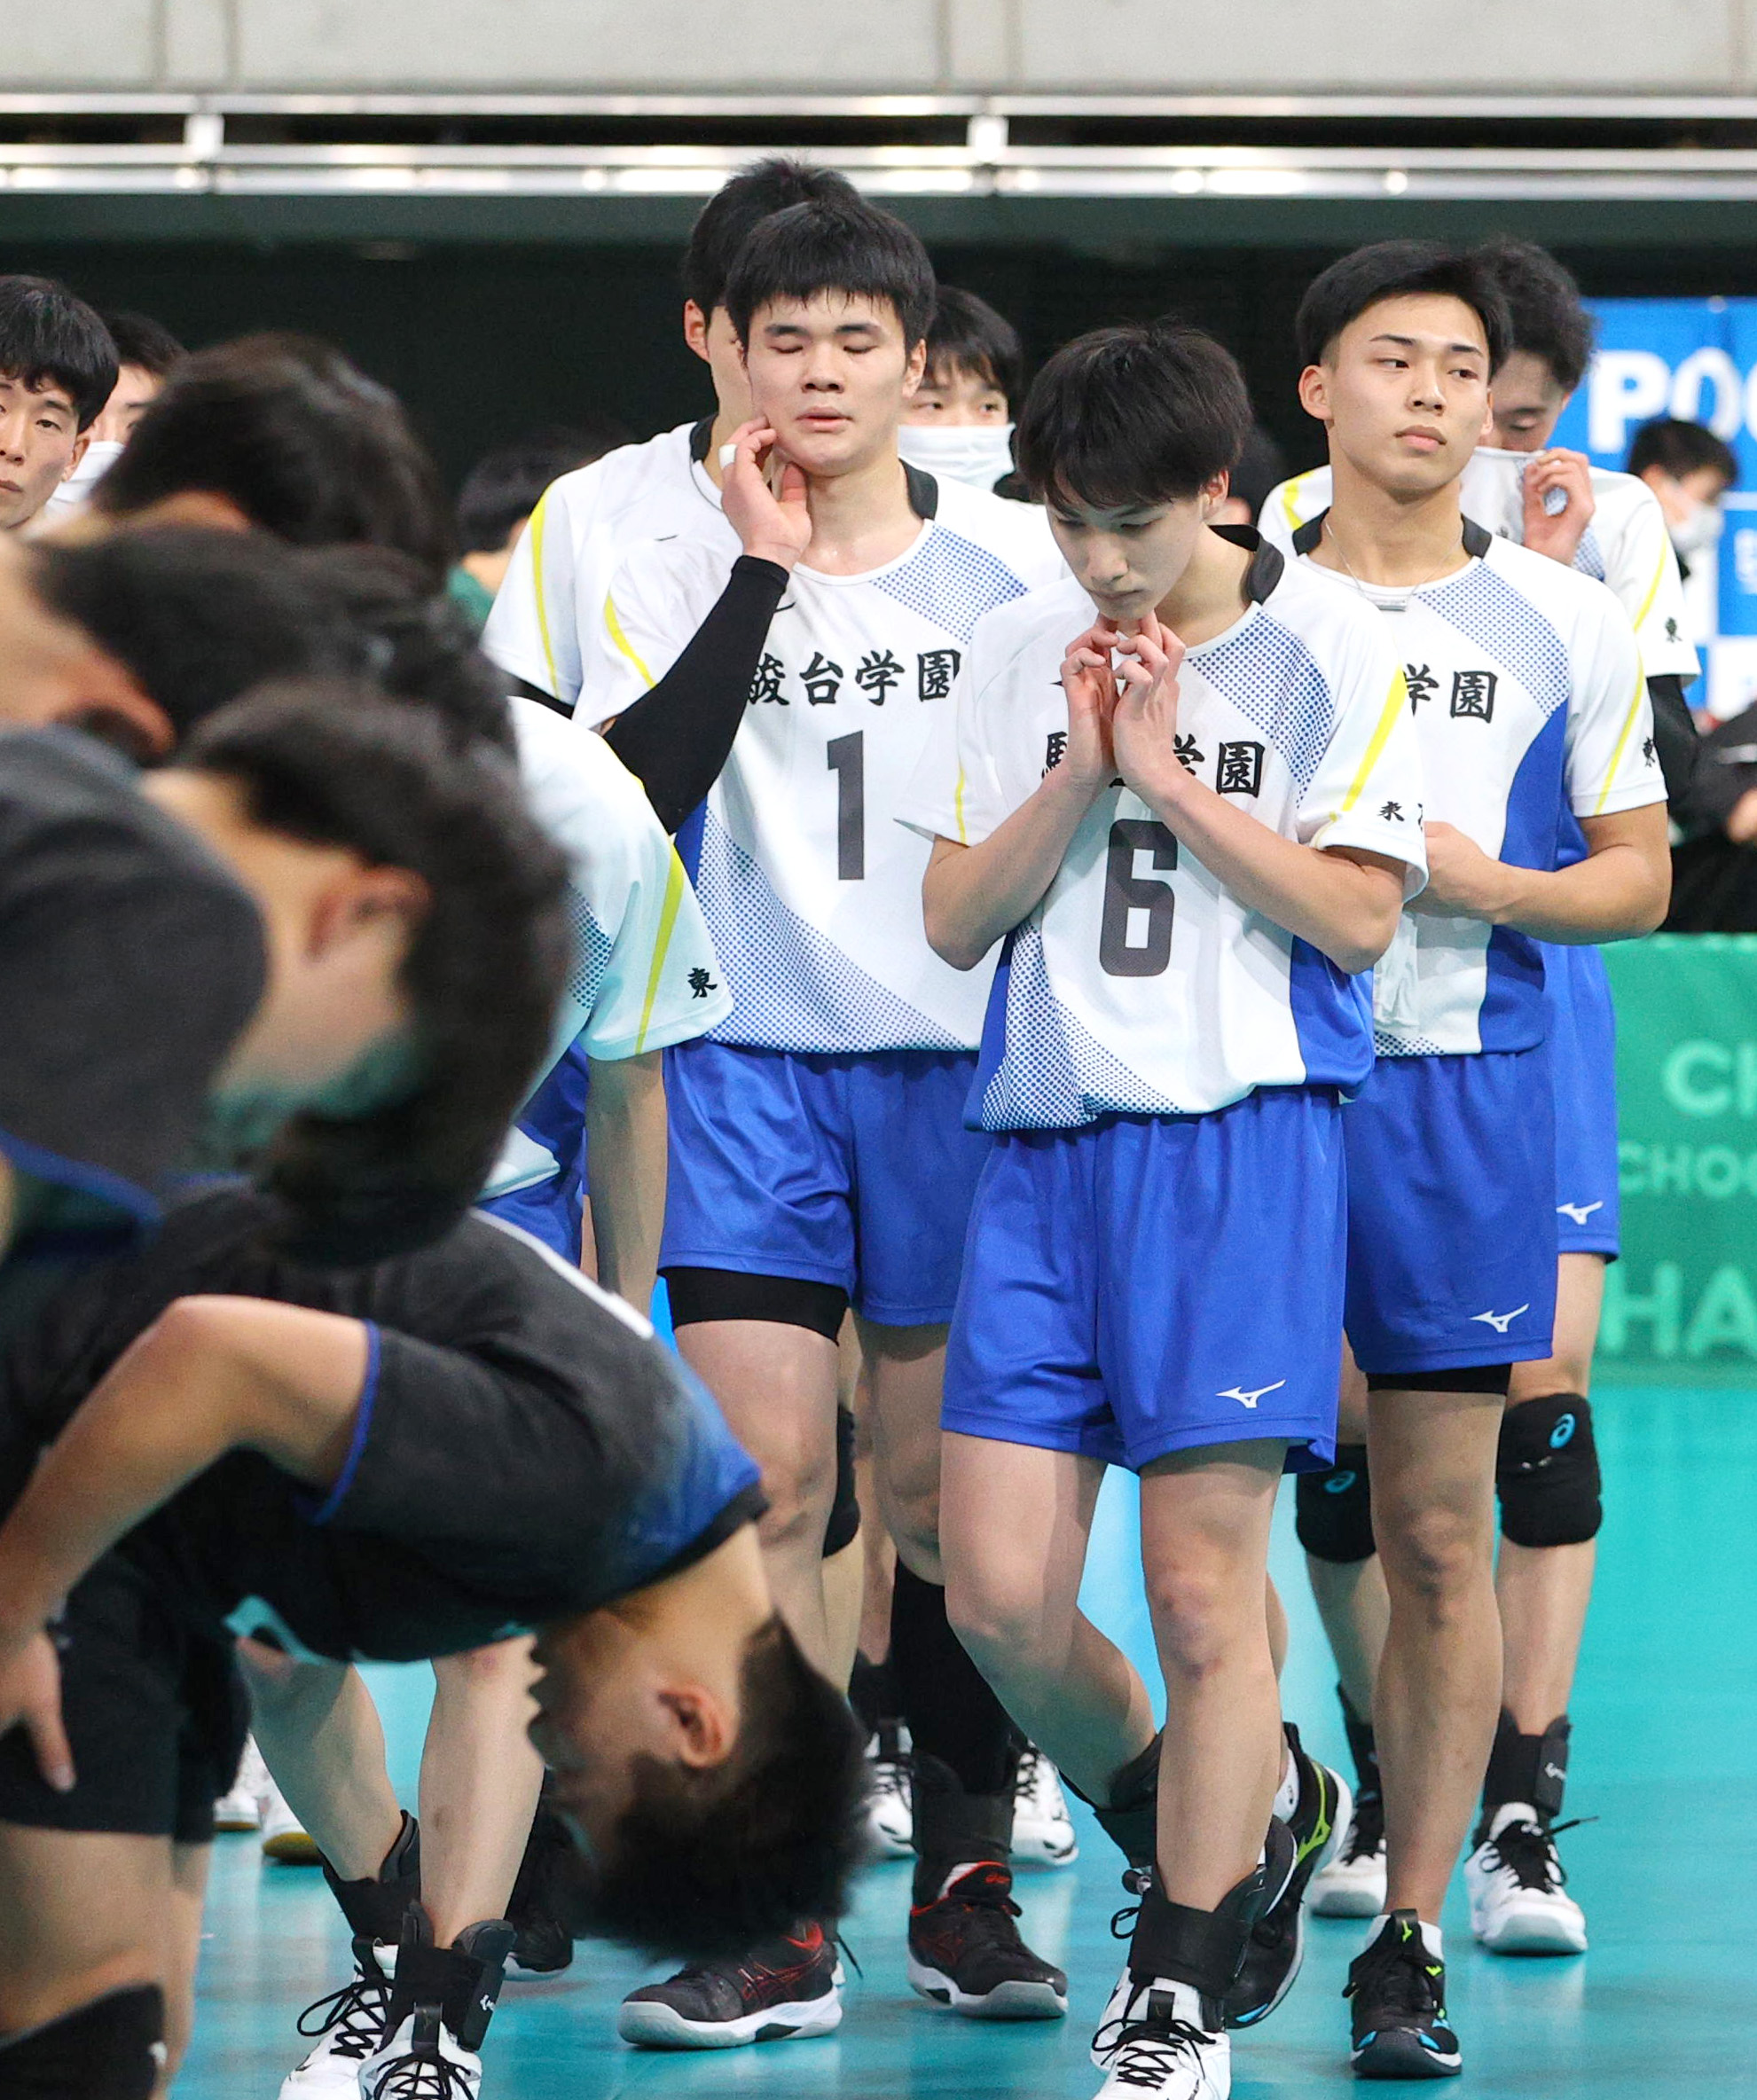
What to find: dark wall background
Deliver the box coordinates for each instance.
[16,237,1757,494]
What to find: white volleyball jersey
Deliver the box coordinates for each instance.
[483,701,730,1199]
[1282,516,1662,1058]
[588,470,1065,1055]
[898,537,1426,1129]
[1261,455,1698,683]
[481,419,738,708]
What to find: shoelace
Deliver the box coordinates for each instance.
[1014,1747,1046,1805]
[1110,2012,1215,2089]
[371,2044,475,2100]
[295,1971,390,2058]
[1345,1933,1443,2022]
[1480,1815,1586,1892]
[1109,1862,1154,1944]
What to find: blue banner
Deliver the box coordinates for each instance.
[1552,298,1757,641]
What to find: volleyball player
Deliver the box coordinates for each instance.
[1267,240,1696,1956]
[902,317,1422,2100]
[0,277,114,536]
[897,285,1024,495]
[1282,241,1668,2076]
[584,192,1068,2044]
[0,1186,866,2100]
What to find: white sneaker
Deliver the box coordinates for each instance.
[1093,1978,1229,2098]
[1464,1801,1588,1955]
[1013,1745,1079,1868]
[262,1775,322,1866]
[278,1945,396,2096]
[359,2010,481,2097]
[215,1736,271,1832]
[1306,1790,1385,1918]
[866,1741,914,1858]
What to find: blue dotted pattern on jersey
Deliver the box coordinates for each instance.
[1425,562,1572,721]
[1374,1027,1450,1058]
[1195,612,1335,793]
[977,921,1188,1129]
[566,888,615,1011]
[694,809,966,1054]
[1572,529,1606,583]
[870,527,1030,645]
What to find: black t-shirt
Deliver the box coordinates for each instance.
[0,730,266,1226]
[0,1191,763,1661]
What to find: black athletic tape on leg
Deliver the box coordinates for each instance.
[663,1265,849,1342]
[320,1811,420,1944]
[384,1908,516,2055]
[849,1651,899,1738]
[1062,1731,1162,1870]
[1364,1363,1512,1394]
[1496,1393,1602,1548]
[890,1562,1017,1802]
[1294,1445,1374,1563]
[1337,1683,1381,1805]
[822,1402,861,1557]
[0,1985,164,2100]
[1481,1710,1571,1823]
[910,1752,1013,1904]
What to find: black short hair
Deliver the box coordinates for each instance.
[183,682,569,1267]
[99,310,185,380]
[561,1616,868,1961]
[0,276,117,432]
[1471,239,1596,393]
[681,156,860,318]
[1229,424,1290,521]
[924,286,1024,407]
[1015,320,1252,511]
[1295,241,1512,374]
[1628,415,1739,489]
[726,197,936,350]
[455,423,627,554]
[95,333,454,584]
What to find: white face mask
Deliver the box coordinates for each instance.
[1671,499,1725,559]
[897,420,1016,492]
[40,437,126,518]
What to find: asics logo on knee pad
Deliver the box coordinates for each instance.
[1549,1414,1576,1451]
[1326,1471,1358,1494]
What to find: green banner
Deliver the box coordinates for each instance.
[1599,934,1757,1384]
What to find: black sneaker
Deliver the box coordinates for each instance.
[506,1802,575,1976]
[1225,1723,1352,2028]
[616,1924,843,2049]
[1345,1910,1462,2080]
[906,1861,1069,2019]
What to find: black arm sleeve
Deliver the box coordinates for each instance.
[1645,674,1705,819]
[602,555,788,834]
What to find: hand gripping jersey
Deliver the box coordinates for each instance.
[482,699,731,1202]
[587,469,1066,1055]
[1261,454,1698,683]
[482,419,738,706]
[1285,514,1663,1057]
[898,536,1426,1127]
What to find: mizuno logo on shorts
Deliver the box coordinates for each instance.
[1471,1305,1530,1335]
[1557,1200,1604,1225]
[1218,1379,1288,1409]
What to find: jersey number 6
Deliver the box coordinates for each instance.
[1100,818,1177,976]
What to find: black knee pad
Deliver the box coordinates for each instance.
[1497,1394,1602,1548]
[822,1402,861,1558]
[0,1985,165,2099]
[1294,1446,1375,1563]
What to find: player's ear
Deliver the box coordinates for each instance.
[657,1682,736,1771]
[903,336,928,397]
[1199,471,1232,521]
[1297,364,1331,424]
[682,301,711,364]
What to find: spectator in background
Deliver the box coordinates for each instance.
[449,421,627,630]
[36,309,186,527]
[0,275,114,534]
[1628,415,1737,580]
[898,285,1024,494]
[1211,422,1289,528]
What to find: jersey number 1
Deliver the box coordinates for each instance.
[828,731,865,881]
[1100,819,1177,976]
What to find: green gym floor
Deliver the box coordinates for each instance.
[181,1384,1756,2097]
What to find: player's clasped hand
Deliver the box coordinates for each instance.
[1409,819,1516,922]
[719,417,813,571]
[0,1628,75,1794]
[1058,619,1122,788]
[1110,612,1189,802]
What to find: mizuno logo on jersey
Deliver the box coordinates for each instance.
[1557,1199,1604,1225]
[1471,1305,1530,1334]
[1218,1378,1288,1410]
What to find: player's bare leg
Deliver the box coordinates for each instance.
[676,1320,840,1674]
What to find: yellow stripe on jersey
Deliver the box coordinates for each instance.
[634,849,690,1052]
[1592,667,1649,816]
[604,587,656,691]
[1338,667,1409,813]
[1281,470,1316,536]
[953,764,969,845]
[1631,539,1668,636]
[527,492,560,699]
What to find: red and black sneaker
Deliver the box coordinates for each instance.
[616,1924,843,2049]
[906,1862,1069,2020]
